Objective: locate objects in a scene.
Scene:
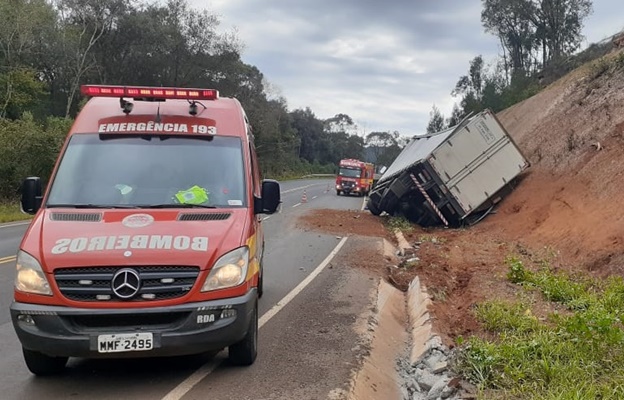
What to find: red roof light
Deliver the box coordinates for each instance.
[80,85,219,100]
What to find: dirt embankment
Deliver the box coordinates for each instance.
[299,48,624,347]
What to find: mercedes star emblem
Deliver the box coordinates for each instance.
[111,268,141,299]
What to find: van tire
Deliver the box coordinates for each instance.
[229,301,258,366]
[23,348,68,376]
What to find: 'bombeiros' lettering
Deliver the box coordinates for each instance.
[51,235,209,254]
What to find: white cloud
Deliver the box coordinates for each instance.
[194,0,620,136]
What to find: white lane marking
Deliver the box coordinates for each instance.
[280,184,317,195]
[280,179,335,195]
[259,236,348,326]
[292,203,302,208]
[361,197,367,211]
[262,216,272,221]
[161,236,349,400]
[0,221,30,229]
[312,196,318,200]
[0,256,16,264]
[161,360,221,400]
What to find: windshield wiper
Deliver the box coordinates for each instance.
[47,204,140,209]
[140,204,216,209]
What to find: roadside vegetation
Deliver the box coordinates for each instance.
[1,0,617,224]
[385,216,415,233]
[0,203,29,223]
[0,0,406,222]
[455,257,624,399]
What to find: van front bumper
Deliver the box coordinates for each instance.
[10,289,256,358]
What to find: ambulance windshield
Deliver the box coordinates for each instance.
[47,134,247,208]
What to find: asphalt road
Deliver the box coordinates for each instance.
[0,178,379,400]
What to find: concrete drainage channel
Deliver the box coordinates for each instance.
[401,276,474,400]
[348,233,476,400]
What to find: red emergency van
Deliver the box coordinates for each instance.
[11,85,281,375]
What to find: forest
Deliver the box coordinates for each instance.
[0,0,600,200]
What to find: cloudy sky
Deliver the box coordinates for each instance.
[192,0,622,137]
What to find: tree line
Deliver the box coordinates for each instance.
[0,0,403,200]
[426,0,594,133]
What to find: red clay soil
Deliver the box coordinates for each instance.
[297,48,624,348]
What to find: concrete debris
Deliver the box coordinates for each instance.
[395,231,477,400]
[397,337,475,400]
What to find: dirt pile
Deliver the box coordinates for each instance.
[298,48,624,348]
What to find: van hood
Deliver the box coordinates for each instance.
[32,209,247,272]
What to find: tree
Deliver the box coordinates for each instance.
[324,113,358,135]
[426,105,447,134]
[481,0,537,77]
[290,108,324,163]
[453,56,487,98]
[482,0,593,75]
[0,69,47,119]
[453,56,486,99]
[55,0,129,116]
[447,103,465,127]
[0,0,57,118]
[452,56,488,117]
[365,131,403,166]
[528,0,593,66]
[323,114,363,162]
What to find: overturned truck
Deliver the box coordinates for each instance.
[367,109,530,227]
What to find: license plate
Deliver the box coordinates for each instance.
[97,332,153,353]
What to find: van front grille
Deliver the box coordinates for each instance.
[54,265,200,302]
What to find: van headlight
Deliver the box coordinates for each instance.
[15,250,52,296]
[201,247,249,292]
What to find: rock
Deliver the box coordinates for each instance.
[414,369,438,391]
[426,377,450,400]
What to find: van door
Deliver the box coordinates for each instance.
[249,136,264,295]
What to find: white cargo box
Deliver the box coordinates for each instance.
[428,109,529,214]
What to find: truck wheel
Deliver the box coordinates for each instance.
[336,190,341,196]
[23,348,68,376]
[229,301,258,366]
[367,199,382,216]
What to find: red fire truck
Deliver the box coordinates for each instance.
[335,159,374,196]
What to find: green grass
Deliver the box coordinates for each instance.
[456,257,624,399]
[418,234,447,244]
[385,216,414,232]
[0,202,31,223]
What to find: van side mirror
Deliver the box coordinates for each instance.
[255,179,281,214]
[21,177,43,215]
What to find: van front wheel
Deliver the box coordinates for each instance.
[23,348,68,376]
[229,301,258,366]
